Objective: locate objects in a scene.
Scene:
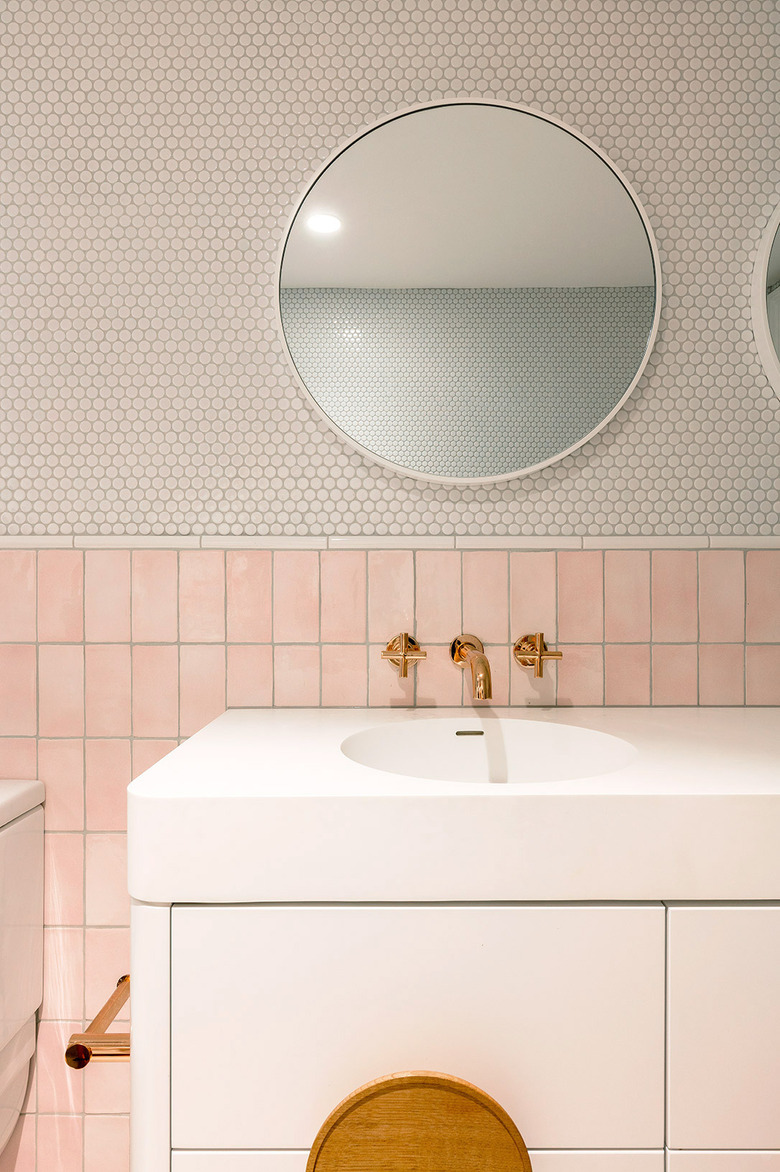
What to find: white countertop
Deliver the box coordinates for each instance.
[128,707,780,904]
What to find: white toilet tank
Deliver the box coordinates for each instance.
[0,780,44,1154]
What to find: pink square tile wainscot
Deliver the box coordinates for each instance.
[557,552,604,643]
[227,645,273,707]
[38,550,84,642]
[699,644,744,706]
[85,835,129,927]
[132,740,178,779]
[84,1114,130,1172]
[0,738,36,780]
[37,1115,83,1170]
[180,644,226,736]
[652,644,698,705]
[746,645,780,705]
[39,739,84,831]
[557,645,604,706]
[85,551,131,642]
[179,550,225,642]
[226,550,272,642]
[698,551,745,642]
[462,552,509,645]
[273,551,320,642]
[85,645,131,737]
[131,550,178,642]
[368,644,415,707]
[86,739,131,832]
[320,551,367,643]
[85,1059,130,1115]
[651,550,698,642]
[415,551,461,644]
[0,551,35,641]
[604,551,650,642]
[605,645,651,706]
[0,646,36,736]
[321,644,368,707]
[416,644,464,707]
[273,645,320,707]
[132,645,179,738]
[367,551,414,643]
[37,1021,83,1114]
[42,927,84,1021]
[510,552,556,641]
[746,550,780,641]
[85,929,130,1022]
[44,834,83,927]
[0,1111,35,1172]
[38,644,84,737]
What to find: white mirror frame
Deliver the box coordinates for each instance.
[752,204,780,403]
[276,99,662,487]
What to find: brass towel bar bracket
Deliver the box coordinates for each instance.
[65,974,130,1069]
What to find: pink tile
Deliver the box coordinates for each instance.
[557,645,604,706]
[510,552,556,642]
[0,646,36,735]
[746,645,780,705]
[462,551,509,645]
[321,551,367,643]
[44,834,83,927]
[604,551,650,642]
[273,551,320,642]
[86,740,131,832]
[652,644,698,705]
[86,834,129,927]
[415,552,461,644]
[131,550,177,642]
[699,644,744,706]
[85,1061,130,1115]
[273,645,320,707]
[42,927,84,1021]
[85,645,131,736]
[321,645,368,707]
[227,644,273,707]
[651,550,698,642]
[85,929,130,1023]
[132,739,178,778]
[699,551,745,642]
[85,551,130,642]
[746,551,780,641]
[0,738,36,779]
[605,644,651,706]
[226,551,272,642]
[39,740,84,831]
[0,551,35,640]
[558,552,604,643]
[39,644,84,737]
[37,1021,83,1112]
[416,644,464,707]
[0,1113,35,1172]
[180,644,226,735]
[368,644,415,707]
[38,550,83,642]
[131,645,178,737]
[179,550,225,642]
[37,1115,83,1169]
[84,1114,130,1172]
[510,648,556,707]
[367,551,414,643]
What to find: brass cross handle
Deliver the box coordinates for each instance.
[513,632,563,679]
[381,633,427,678]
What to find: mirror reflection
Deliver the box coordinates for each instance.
[279,103,658,482]
[766,226,780,360]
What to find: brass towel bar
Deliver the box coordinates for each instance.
[65,974,130,1069]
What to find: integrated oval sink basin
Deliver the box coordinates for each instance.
[340,716,637,784]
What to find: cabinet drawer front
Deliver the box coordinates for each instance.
[668,907,780,1149]
[171,1154,664,1172]
[171,905,664,1150]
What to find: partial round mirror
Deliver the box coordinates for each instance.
[752,207,780,402]
[278,101,661,484]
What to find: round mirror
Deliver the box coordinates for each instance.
[752,206,780,402]
[278,101,661,484]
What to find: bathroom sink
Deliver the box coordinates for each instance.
[341,716,636,783]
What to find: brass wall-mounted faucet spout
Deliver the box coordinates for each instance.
[450,634,493,700]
